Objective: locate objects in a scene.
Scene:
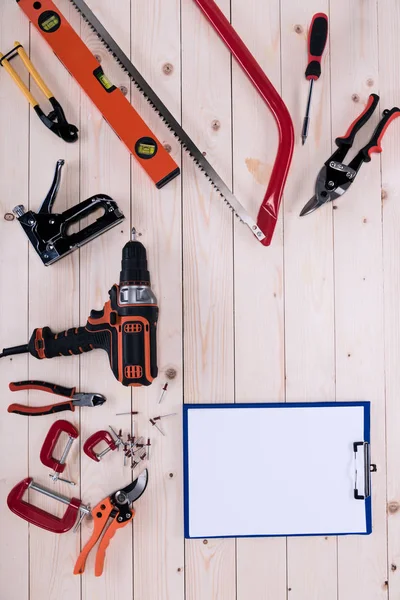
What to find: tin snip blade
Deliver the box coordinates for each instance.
[13,159,125,266]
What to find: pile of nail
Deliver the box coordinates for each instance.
[122,435,150,469]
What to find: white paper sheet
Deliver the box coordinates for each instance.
[185,404,369,538]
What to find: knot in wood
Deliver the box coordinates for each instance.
[163,143,172,154]
[211,119,221,131]
[381,189,388,200]
[4,213,14,221]
[163,63,174,75]
[388,501,400,514]
[366,78,374,87]
[166,367,177,379]
[294,24,303,34]
[94,54,102,63]
[119,85,128,96]
[352,94,360,103]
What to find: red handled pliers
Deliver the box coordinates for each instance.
[300,94,400,216]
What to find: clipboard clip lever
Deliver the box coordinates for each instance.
[353,441,377,500]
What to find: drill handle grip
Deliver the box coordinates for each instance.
[28,326,96,359]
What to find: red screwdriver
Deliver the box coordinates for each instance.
[301,13,328,145]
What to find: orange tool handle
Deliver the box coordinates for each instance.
[18,0,180,189]
[94,511,134,577]
[8,401,75,416]
[74,497,113,575]
[305,13,328,81]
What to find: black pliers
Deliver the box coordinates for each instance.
[300,94,400,216]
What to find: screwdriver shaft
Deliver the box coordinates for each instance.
[301,79,314,145]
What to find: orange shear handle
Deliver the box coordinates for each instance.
[94,508,136,577]
[74,497,113,575]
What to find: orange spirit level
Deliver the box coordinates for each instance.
[17,0,180,188]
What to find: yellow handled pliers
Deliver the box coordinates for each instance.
[0,42,78,143]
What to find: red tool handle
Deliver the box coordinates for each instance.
[192,0,294,246]
[83,431,117,462]
[40,420,79,472]
[7,478,80,533]
[305,13,328,81]
[361,106,400,160]
[336,94,379,147]
[9,380,76,398]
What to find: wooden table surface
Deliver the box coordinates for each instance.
[1,0,399,598]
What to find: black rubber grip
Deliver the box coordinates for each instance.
[335,94,379,148]
[9,380,75,398]
[305,61,321,79]
[359,106,400,162]
[28,326,95,359]
[8,402,74,416]
[305,14,328,80]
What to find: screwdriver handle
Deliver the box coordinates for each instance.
[305,13,328,81]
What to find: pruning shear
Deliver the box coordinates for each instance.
[300,94,400,216]
[74,469,148,577]
[8,380,106,416]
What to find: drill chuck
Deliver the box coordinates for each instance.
[120,229,150,285]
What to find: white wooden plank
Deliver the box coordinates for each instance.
[379,2,400,596]
[231,0,286,596]
[330,1,388,598]
[130,0,184,599]
[181,0,236,597]
[0,3,30,600]
[26,1,82,598]
[280,2,337,599]
[77,0,132,598]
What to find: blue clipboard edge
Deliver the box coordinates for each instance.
[183,401,372,539]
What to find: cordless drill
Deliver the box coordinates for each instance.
[0,229,158,386]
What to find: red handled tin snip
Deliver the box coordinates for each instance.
[300,94,400,216]
[74,469,148,576]
[7,477,90,533]
[8,380,106,416]
[40,420,79,485]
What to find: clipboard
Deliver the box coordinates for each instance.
[183,402,374,539]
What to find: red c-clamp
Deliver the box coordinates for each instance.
[7,477,90,533]
[83,427,123,462]
[40,419,79,485]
